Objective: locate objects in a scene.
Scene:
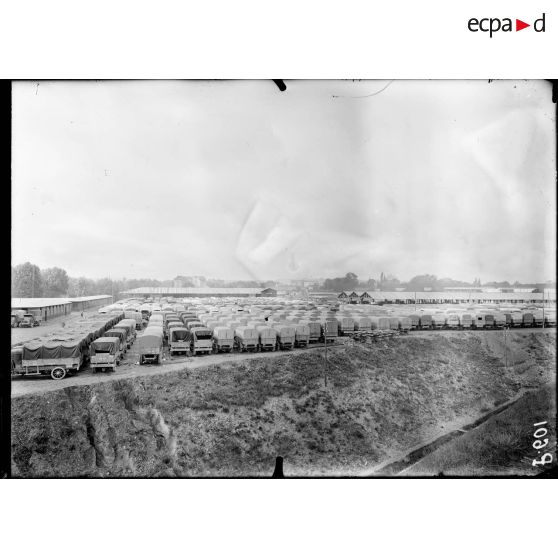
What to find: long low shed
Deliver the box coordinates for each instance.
[334,291,555,304]
[12,295,114,321]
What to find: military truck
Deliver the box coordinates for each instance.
[90,337,120,372]
[19,313,41,328]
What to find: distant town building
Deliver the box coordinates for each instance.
[173,276,207,288]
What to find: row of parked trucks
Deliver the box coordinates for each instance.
[11,309,41,328]
[132,307,367,363]
[11,313,144,380]
[332,310,556,332]
[101,299,557,367]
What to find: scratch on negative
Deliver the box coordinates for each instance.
[332,80,394,99]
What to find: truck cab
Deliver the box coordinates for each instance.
[20,313,40,328]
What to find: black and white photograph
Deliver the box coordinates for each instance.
[9,79,556,478]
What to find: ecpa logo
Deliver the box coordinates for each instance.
[468,13,546,37]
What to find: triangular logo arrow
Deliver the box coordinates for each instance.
[516,19,530,31]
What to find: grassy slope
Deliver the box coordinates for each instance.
[403,383,557,476]
[11,331,556,477]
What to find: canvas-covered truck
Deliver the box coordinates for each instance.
[459,313,474,329]
[299,320,322,343]
[138,327,164,364]
[338,317,355,336]
[419,314,433,329]
[398,316,412,332]
[446,314,460,329]
[191,327,213,355]
[322,319,339,342]
[431,314,446,329]
[124,310,143,330]
[90,337,120,372]
[234,327,259,352]
[473,314,485,329]
[370,316,390,331]
[483,313,495,329]
[408,315,421,330]
[105,328,128,355]
[185,320,204,331]
[114,320,136,348]
[166,320,184,337]
[276,325,296,350]
[17,334,88,380]
[532,310,544,327]
[522,312,534,328]
[493,312,507,328]
[294,324,310,348]
[149,314,164,328]
[169,327,192,355]
[256,326,278,351]
[180,312,197,324]
[355,316,372,332]
[212,327,234,353]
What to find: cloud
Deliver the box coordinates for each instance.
[11,80,556,282]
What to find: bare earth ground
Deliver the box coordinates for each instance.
[10,329,556,477]
[11,312,83,346]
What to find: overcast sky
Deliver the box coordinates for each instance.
[12,80,556,283]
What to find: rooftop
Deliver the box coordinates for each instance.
[12,295,112,308]
[122,287,273,295]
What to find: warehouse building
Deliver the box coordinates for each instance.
[335,291,555,304]
[122,287,277,298]
[12,295,113,321]
[11,298,73,321]
[68,295,114,312]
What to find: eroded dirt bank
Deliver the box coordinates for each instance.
[11,330,556,477]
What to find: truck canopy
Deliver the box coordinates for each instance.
[22,333,89,360]
[115,321,135,335]
[138,329,164,350]
[105,328,127,343]
[90,337,119,355]
[235,327,258,340]
[193,328,212,340]
[169,327,191,342]
[213,327,234,340]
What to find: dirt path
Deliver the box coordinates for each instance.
[11,328,555,399]
[10,342,346,398]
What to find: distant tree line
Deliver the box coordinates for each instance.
[317,272,554,292]
[11,263,277,300]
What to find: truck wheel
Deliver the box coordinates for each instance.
[51,367,67,380]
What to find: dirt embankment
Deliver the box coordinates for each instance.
[11,330,556,477]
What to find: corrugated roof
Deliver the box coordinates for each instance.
[364,291,548,301]
[122,287,268,295]
[68,295,112,302]
[12,295,112,308]
[12,298,72,308]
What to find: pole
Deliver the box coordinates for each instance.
[503,325,508,371]
[542,289,545,329]
[324,322,328,387]
[32,265,35,298]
